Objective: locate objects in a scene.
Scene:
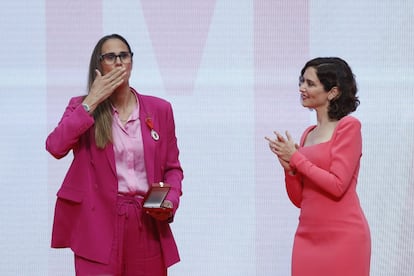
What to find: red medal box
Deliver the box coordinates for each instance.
[143,182,172,213]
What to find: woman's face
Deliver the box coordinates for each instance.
[100,38,132,79]
[299,67,330,110]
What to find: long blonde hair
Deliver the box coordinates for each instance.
[86,34,133,148]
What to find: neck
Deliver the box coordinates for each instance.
[315,110,337,128]
[110,87,134,111]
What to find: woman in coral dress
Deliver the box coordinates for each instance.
[266,57,371,276]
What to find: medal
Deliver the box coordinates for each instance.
[151,129,159,141]
[145,117,159,141]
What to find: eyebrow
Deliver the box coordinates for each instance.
[101,51,129,55]
[299,76,316,83]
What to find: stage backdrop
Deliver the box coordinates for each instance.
[0,0,413,275]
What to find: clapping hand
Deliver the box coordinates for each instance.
[265,131,299,173]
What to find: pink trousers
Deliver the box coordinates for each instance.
[75,195,167,276]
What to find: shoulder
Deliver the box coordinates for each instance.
[139,94,171,106]
[335,115,361,139]
[301,125,316,138]
[134,89,173,111]
[304,125,316,133]
[338,115,361,129]
[68,95,86,106]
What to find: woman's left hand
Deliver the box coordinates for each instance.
[266,131,298,163]
[146,200,173,221]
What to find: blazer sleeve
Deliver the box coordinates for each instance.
[163,103,184,211]
[46,97,95,159]
[289,116,362,200]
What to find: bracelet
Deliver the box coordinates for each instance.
[82,103,91,113]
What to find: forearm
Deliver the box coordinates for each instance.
[285,170,302,208]
[46,99,94,158]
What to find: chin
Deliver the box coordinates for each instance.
[301,101,309,108]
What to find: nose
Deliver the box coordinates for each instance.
[115,55,122,64]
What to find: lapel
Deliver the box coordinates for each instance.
[105,143,116,175]
[87,127,117,176]
[137,93,157,184]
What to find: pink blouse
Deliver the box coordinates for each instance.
[111,92,149,196]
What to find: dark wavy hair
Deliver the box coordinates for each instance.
[300,57,360,120]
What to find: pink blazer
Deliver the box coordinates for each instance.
[46,90,183,267]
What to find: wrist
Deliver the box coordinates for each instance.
[287,170,296,176]
[81,103,91,114]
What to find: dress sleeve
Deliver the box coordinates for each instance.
[285,171,303,208]
[46,97,95,159]
[283,126,314,208]
[289,116,362,200]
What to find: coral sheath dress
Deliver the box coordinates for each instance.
[286,116,371,276]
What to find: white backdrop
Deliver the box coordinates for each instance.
[0,0,413,275]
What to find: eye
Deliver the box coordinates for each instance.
[119,52,130,59]
[307,80,315,87]
[101,53,116,64]
[102,53,116,61]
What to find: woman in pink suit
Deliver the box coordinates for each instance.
[46,34,183,276]
[266,57,371,275]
